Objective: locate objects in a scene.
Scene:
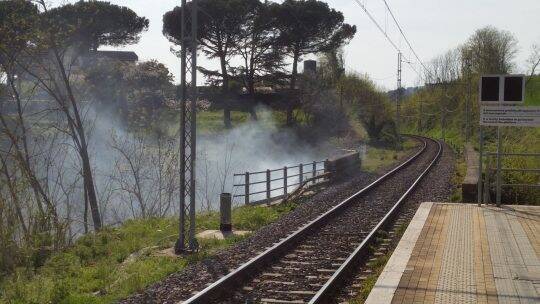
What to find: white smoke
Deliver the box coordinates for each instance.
[76,104,334,226]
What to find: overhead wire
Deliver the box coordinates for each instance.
[351,0,424,81]
[380,0,433,80]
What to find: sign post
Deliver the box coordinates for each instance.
[478,74,539,207]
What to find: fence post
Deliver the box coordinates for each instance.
[299,164,303,185]
[266,169,271,201]
[220,193,232,232]
[312,161,316,185]
[244,172,250,205]
[324,159,329,174]
[283,166,288,196]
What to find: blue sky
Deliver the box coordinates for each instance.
[50,0,540,90]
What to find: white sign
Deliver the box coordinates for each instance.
[480,106,540,127]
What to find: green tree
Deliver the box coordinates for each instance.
[125,60,175,108]
[0,0,106,231]
[85,59,174,127]
[275,0,356,90]
[233,0,286,119]
[44,0,149,51]
[462,26,518,75]
[163,0,259,127]
[274,0,355,124]
[84,58,132,113]
[343,74,395,143]
[526,43,540,82]
[0,0,39,56]
[319,48,346,85]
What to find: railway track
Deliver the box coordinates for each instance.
[183,136,442,304]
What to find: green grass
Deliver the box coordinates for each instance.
[349,222,409,303]
[525,76,540,106]
[401,81,540,204]
[153,108,288,136]
[362,139,418,172]
[0,202,297,304]
[451,157,467,202]
[197,111,249,133]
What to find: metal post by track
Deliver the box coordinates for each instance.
[478,126,483,206]
[496,126,502,207]
[176,0,198,254]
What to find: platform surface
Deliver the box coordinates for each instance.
[366,202,540,304]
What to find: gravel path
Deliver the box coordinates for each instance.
[120,138,455,304]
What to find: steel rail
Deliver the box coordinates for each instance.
[182,136,435,304]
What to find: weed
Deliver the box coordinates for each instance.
[0,202,298,303]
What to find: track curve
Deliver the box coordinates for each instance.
[180,136,442,304]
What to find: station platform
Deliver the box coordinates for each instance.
[366,202,540,304]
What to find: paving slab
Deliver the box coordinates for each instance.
[366,203,540,304]
[196,229,251,240]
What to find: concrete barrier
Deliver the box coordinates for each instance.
[325,151,361,179]
[462,144,479,203]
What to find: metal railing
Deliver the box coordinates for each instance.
[479,152,540,205]
[233,160,327,205]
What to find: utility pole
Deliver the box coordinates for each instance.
[418,100,423,133]
[396,52,402,148]
[440,106,445,141]
[176,0,198,254]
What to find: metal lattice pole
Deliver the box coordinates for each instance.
[176,0,198,254]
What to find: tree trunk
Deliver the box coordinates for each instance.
[290,52,299,90]
[287,52,300,126]
[5,73,46,217]
[83,182,89,234]
[220,56,232,128]
[247,74,258,121]
[80,145,102,230]
[0,157,28,237]
[51,45,103,231]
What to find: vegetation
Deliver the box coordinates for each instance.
[85,58,176,128]
[350,222,409,304]
[44,1,149,51]
[0,0,152,276]
[163,0,356,124]
[274,0,356,124]
[0,0,478,302]
[401,26,540,204]
[0,202,296,304]
[163,0,258,126]
[0,0,365,279]
[362,139,418,172]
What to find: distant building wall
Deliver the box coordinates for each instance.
[304,60,317,75]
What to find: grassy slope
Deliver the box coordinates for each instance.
[155,108,288,135]
[0,108,418,303]
[525,76,540,105]
[362,139,418,172]
[0,146,418,303]
[0,203,295,304]
[402,76,540,204]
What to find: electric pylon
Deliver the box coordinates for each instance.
[176,0,198,254]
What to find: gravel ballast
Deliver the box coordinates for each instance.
[120,138,456,304]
